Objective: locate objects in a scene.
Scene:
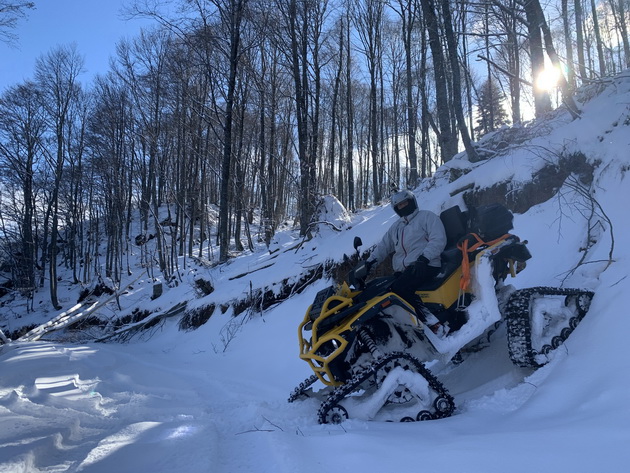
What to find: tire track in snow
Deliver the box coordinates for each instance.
[0,342,215,472]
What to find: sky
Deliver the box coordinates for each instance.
[0,1,154,91]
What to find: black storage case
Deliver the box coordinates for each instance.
[470,203,514,240]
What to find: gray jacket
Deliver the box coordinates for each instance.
[369,208,447,272]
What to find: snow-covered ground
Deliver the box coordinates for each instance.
[1,73,630,472]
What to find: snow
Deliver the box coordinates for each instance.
[424,253,504,361]
[344,366,432,420]
[2,72,630,472]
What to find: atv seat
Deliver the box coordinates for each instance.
[440,205,468,249]
[415,206,468,292]
[417,247,462,291]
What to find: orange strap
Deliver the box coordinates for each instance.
[457,233,510,291]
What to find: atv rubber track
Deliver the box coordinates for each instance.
[288,374,319,403]
[505,286,594,367]
[317,351,455,424]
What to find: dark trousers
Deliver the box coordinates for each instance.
[390,265,440,321]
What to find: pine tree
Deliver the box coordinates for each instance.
[475,78,510,136]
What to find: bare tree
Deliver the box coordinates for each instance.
[420,0,457,162]
[345,11,356,211]
[439,0,478,161]
[588,0,606,76]
[324,17,343,196]
[0,0,34,45]
[214,0,249,261]
[609,0,629,68]
[114,29,173,276]
[382,20,404,187]
[88,75,137,283]
[354,0,385,203]
[275,0,329,235]
[574,0,588,80]
[0,82,45,300]
[35,44,84,309]
[561,0,576,90]
[388,0,419,185]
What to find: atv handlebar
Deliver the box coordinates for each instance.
[349,260,369,289]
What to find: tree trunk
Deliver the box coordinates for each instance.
[615,0,630,67]
[420,0,457,162]
[589,0,606,76]
[219,0,246,261]
[440,0,478,161]
[575,0,587,80]
[346,15,355,211]
[328,20,343,197]
[523,0,552,116]
[562,0,576,90]
[49,130,64,310]
[532,0,581,119]
[398,0,418,185]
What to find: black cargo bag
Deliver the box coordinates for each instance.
[470,203,513,240]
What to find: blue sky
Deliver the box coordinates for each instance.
[0,0,153,91]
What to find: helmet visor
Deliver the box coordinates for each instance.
[394,198,415,217]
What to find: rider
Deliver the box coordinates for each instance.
[367,189,447,328]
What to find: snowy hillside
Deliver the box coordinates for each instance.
[1,72,630,472]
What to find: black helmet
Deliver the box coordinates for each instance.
[391,190,418,217]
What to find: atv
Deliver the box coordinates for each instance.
[289,204,594,424]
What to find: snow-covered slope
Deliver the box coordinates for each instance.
[1,73,630,472]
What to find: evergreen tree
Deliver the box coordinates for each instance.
[475,78,509,136]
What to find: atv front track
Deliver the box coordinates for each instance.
[317,351,455,424]
[288,374,320,403]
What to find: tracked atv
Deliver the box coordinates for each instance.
[289,204,594,424]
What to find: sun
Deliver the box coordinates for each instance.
[536,66,561,91]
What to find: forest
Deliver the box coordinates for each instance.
[0,0,628,310]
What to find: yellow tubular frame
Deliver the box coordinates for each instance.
[298,286,418,386]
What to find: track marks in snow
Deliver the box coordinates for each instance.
[0,342,215,472]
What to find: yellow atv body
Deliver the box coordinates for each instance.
[298,232,526,388]
[291,204,593,424]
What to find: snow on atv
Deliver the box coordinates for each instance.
[289,204,594,424]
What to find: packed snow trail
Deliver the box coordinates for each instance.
[0,342,216,472]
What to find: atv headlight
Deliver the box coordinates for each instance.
[317,339,341,358]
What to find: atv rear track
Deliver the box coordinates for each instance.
[506,287,594,367]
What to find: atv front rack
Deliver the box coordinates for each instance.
[299,282,420,387]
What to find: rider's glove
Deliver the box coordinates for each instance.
[410,255,430,279]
